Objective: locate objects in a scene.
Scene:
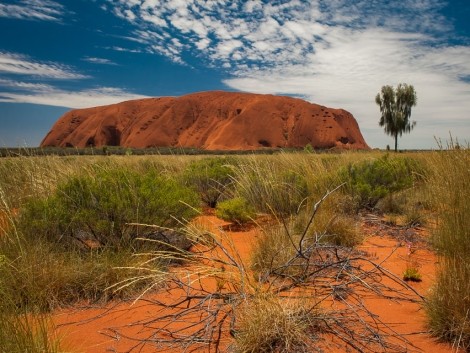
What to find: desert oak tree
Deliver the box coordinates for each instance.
[375,83,417,152]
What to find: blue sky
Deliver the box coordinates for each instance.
[0,0,469,148]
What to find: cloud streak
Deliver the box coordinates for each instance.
[0,0,65,22]
[82,56,118,65]
[0,52,87,79]
[0,79,149,108]
[0,51,146,108]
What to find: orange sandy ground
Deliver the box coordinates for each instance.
[52,215,457,353]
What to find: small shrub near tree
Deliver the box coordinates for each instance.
[342,154,420,210]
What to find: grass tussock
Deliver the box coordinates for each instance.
[234,295,322,353]
[234,157,309,216]
[425,147,470,350]
[0,309,63,353]
[0,201,64,352]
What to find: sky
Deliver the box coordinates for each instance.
[0,0,469,149]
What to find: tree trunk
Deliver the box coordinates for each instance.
[394,133,398,152]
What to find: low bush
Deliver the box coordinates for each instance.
[0,165,198,312]
[342,154,422,210]
[19,167,200,249]
[402,267,422,282]
[183,157,236,208]
[215,197,255,224]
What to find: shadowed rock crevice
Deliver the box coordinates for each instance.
[101,126,121,146]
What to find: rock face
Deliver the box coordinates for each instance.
[41,91,369,150]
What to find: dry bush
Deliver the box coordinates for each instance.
[118,186,422,353]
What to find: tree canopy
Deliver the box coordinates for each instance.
[375,83,417,152]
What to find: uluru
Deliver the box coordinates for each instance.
[40,91,369,150]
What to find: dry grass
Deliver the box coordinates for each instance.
[234,294,322,353]
[424,146,470,350]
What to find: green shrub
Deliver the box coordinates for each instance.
[342,154,420,210]
[183,157,236,207]
[19,167,200,249]
[216,197,255,224]
[402,267,422,282]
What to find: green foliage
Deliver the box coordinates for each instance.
[402,267,422,282]
[303,143,314,153]
[376,83,417,152]
[20,167,200,248]
[183,157,236,208]
[342,154,419,209]
[215,197,255,224]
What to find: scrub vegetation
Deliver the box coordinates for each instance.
[0,147,468,352]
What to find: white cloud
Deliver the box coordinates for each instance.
[196,38,210,50]
[0,52,87,79]
[105,46,143,54]
[0,0,64,22]
[0,79,149,108]
[82,56,117,65]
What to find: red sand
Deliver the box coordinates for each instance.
[40,91,369,150]
[53,215,457,353]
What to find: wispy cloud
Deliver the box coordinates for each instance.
[103,0,470,148]
[0,0,65,22]
[0,79,149,108]
[0,52,87,79]
[104,46,143,54]
[103,0,452,70]
[82,56,117,65]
